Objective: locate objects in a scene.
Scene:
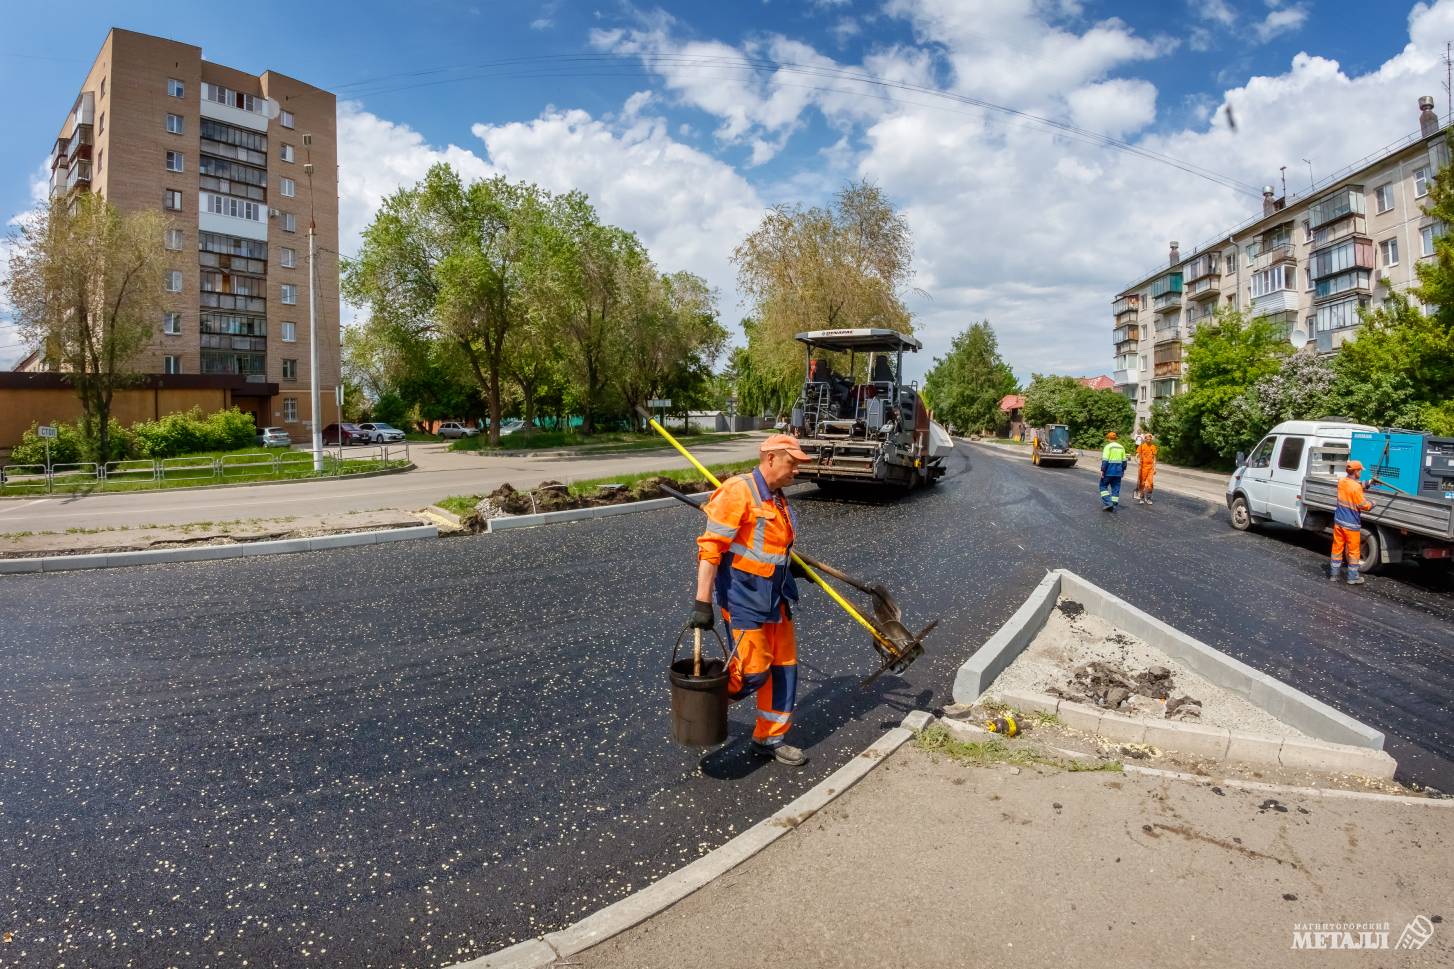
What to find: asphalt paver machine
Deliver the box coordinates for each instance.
[789,328,952,490]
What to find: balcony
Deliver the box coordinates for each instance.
[1152,290,1182,313]
[1154,360,1183,378]
[1152,378,1180,399]
[1313,269,1373,303]
[49,137,68,173]
[1153,324,1181,344]
[1309,187,1366,229]
[1186,275,1221,301]
[1112,323,1139,343]
[1115,339,1138,357]
[65,159,92,193]
[1113,368,1136,386]
[1182,252,1220,282]
[1250,242,1295,273]
[66,123,93,163]
[1310,238,1374,280]
[1250,288,1299,315]
[1112,295,1140,317]
[1311,214,1369,249]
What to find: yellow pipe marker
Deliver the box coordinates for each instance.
[645,417,898,653]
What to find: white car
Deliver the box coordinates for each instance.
[357,422,405,443]
[257,426,291,448]
[498,418,526,436]
[437,421,480,439]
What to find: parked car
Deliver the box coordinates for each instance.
[357,422,405,443]
[437,421,480,439]
[498,418,526,436]
[322,422,370,445]
[257,427,292,448]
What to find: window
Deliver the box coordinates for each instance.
[1415,167,1430,198]
[1277,436,1306,471]
[282,358,298,381]
[166,113,184,135]
[280,247,296,268]
[165,270,182,292]
[282,212,296,232]
[203,193,262,222]
[1139,385,1147,401]
[1315,297,1363,332]
[281,283,297,305]
[1305,268,1313,291]
[168,78,184,98]
[1301,219,1311,242]
[1375,183,1394,213]
[1310,238,1373,278]
[1246,437,1275,469]
[166,150,184,172]
[280,177,295,198]
[100,78,106,100]
[280,110,295,128]
[164,355,181,374]
[97,149,103,173]
[1380,238,1399,267]
[164,189,183,211]
[1251,264,1294,298]
[281,321,297,342]
[283,397,298,421]
[165,228,184,251]
[202,82,264,114]
[98,112,105,135]
[281,143,295,163]
[163,312,182,335]
[1421,223,1441,257]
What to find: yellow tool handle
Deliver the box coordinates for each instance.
[645,416,899,653]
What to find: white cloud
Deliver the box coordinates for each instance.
[1254,2,1310,42]
[1066,78,1158,137]
[1196,0,1238,27]
[0,167,48,369]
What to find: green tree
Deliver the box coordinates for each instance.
[613,269,726,430]
[4,194,168,465]
[1022,374,1134,448]
[1329,291,1454,434]
[921,320,1018,433]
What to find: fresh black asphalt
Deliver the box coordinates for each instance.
[1,443,1449,967]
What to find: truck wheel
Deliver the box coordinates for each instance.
[1359,527,1381,576]
[1229,495,1255,532]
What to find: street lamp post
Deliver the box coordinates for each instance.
[303,136,323,473]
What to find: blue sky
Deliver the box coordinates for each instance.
[2,0,1450,376]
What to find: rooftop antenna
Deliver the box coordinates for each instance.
[1444,42,1452,124]
[1302,158,1314,190]
[1279,165,1287,198]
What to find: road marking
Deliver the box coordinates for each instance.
[0,498,53,519]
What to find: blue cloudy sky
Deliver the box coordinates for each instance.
[4,0,1454,378]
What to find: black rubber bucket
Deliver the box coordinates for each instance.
[669,627,730,747]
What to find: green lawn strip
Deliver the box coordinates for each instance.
[448,430,747,454]
[436,458,759,517]
[0,457,409,496]
[914,723,1122,773]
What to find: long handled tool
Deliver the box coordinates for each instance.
[638,411,932,685]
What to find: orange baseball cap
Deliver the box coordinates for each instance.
[1346,459,1364,473]
[761,433,810,460]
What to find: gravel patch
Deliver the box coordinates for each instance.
[987,597,1308,739]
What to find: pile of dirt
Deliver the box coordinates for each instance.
[462,477,712,531]
[1048,659,1202,720]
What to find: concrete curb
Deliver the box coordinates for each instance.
[951,568,1390,757]
[446,710,930,969]
[0,525,439,575]
[0,461,414,501]
[484,492,709,532]
[991,687,1397,779]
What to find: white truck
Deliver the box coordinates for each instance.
[1225,419,1454,574]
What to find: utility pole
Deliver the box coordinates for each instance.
[304,133,323,473]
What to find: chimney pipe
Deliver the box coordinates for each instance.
[1419,95,1439,137]
[1169,241,1180,266]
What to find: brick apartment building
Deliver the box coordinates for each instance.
[4,27,339,444]
[1112,97,1450,428]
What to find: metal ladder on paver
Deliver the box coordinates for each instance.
[802,382,833,436]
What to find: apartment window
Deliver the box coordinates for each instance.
[1415,167,1430,198]
[164,355,181,375]
[282,358,298,381]
[165,228,184,251]
[280,110,295,129]
[100,78,106,100]
[203,193,262,222]
[1315,297,1363,332]
[1380,238,1399,267]
[281,321,297,342]
[164,190,183,211]
[283,397,298,422]
[1304,268,1313,292]
[166,150,184,173]
[1139,354,1147,372]
[1250,264,1294,298]
[165,113,184,136]
[98,112,105,135]
[281,143,295,163]
[97,149,103,173]
[1421,223,1441,257]
[281,283,297,305]
[1139,386,1148,401]
[1301,220,1311,242]
[163,312,182,335]
[165,270,182,292]
[280,177,296,198]
[168,78,184,98]
[282,212,296,232]
[280,246,296,268]
[1374,183,1394,213]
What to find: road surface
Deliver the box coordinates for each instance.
[1,441,1448,967]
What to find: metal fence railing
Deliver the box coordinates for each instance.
[0,443,408,494]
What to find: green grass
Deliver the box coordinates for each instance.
[448,429,748,454]
[436,458,760,518]
[914,724,1122,773]
[403,432,441,442]
[0,454,409,496]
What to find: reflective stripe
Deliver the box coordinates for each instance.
[704,520,737,538]
[731,542,788,565]
[757,709,792,724]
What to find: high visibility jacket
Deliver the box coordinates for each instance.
[697,468,799,630]
[1101,441,1127,477]
[1334,475,1372,529]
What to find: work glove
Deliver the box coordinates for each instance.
[688,599,715,630]
[789,558,811,582]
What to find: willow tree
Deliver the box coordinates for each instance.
[4,194,167,464]
[732,180,916,400]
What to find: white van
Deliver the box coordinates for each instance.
[1224,419,1374,531]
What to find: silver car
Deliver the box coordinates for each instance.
[257,426,291,448]
[357,422,405,443]
[437,421,479,439]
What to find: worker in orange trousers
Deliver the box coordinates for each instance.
[1330,459,1374,585]
[1134,433,1158,504]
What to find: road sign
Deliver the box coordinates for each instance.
[647,398,672,408]
[38,425,57,439]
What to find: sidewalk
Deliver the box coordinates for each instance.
[572,731,1452,969]
[971,438,1229,505]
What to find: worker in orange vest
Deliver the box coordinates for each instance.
[1134,433,1158,505]
[1330,459,1374,585]
[689,434,813,766]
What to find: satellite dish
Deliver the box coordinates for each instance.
[1290,327,1308,346]
[260,97,281,120]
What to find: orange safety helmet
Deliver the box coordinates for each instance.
[1346,459,1364,473]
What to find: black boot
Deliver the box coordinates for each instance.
[751,741,809,767]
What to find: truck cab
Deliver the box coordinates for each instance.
[1225,420,1375,530]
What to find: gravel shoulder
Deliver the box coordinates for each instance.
[575,740,1453,969]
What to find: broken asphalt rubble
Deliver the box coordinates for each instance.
[1047,599,1203,721]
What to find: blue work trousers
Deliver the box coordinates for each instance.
[1099,474,1122,508]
